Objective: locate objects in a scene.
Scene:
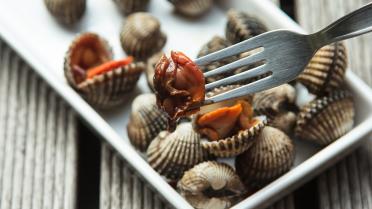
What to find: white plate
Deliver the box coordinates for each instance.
[1,0,372,208]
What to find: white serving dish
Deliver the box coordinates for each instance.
[0,0,371,208]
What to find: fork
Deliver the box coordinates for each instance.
[193,2,372,107]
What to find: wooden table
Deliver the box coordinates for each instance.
[0,1,371,209]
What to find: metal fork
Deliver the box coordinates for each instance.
[193,2,372,107]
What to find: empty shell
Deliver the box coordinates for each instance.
[178,161,246,209]
[295,91,355,145]
[297,42,347,96]
[147,123,208,180]
[235,126,295,189]
[127,93,168,151]
[44,0,85,24]
[120,12,166,60]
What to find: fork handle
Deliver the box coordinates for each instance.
[314,2,372,47]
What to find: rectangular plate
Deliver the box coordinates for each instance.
[1,0,372,208]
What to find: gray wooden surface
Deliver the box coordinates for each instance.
[0,39,78,209]
[296,0,372,208]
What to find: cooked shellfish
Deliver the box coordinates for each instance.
[64,33,144,108]
[168,0,213,17]
[120,12,166,60]
[297,42,347,96]
[235,126,295,189]
[270,111,297,135]
[145,52,163,92]
[146,123,208,180]
[225,9,267,44]
[197,36,238,83]
[194,86,266,157]
[44,0,86,24]
[295,91,354,145]
[127,93,168,151]
[112,0,150,15]
[178,161,246,209]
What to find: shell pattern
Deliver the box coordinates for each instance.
[178,161,246,209]
[235,126,295,189]
[295,91,355,146]
[44,0,86,24]
[296,42,347,96]
[145,52,163,92]
[120,12,166,60]
[225,9,267,44]
[168,0,213,17]
[127,93,168,151]
[64,33,144,109]
[197,36,238,84]
[198,85,266,158]
[147,123,208,180]
[112,0,150,16]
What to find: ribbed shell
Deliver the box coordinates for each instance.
[168,0,213,17]
[127,93,168,151]
[253,84,296,115]
[225,9,267,44]
[235,126,295,189]
[145,52,163,92]
[44,0,85,24]
[295,91,355,146]
[178,161,246,209]
[296,42,347,96]
[112,0,150,15]
[197,36,238,83]
[120,12,166,60]
[64,33,144,109]
[270,111,297,135]
[147,123,208,180]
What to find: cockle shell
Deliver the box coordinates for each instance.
[297,42,347,96]
[235,126,295,189]
[270,111,297,135]
[196,85,266,158]
[147,123,208,180]
[225,9,267,44]
[112,0,150,15]
[120,12,166,60]
[127,93,168,151]
[197,36,238,83]
[178,161,246,209]
[44,0,85,25]
[168,0,213,17]
[145,52,163,92]
[64,33,144,109]
[295,91,354,146]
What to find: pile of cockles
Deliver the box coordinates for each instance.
[45,0,355,207]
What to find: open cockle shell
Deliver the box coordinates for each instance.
[197,36,238,84]
[146,123,208,180]
[177,161,246,209]
[168,0,213,17]
[120,12,166,60]
[44,0,86,25]
[296,42,347,96]
[112,0,150,16]
[64,33,144,109]
[235,126,295,189]
[295,91,355,146]
[225,9,267,44]
[127,93,168,151]
[194,85,266,158]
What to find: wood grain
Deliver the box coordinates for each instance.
[0,39,78,209]
[295,0,372,208]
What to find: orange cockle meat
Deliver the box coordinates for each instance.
[154,51,205,126]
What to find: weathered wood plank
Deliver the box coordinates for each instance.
[295,1,372,208]
[0,39,78,209]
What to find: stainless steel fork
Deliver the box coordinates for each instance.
[193,2,372,107]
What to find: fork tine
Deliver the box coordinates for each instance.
[204,51,265,78]
[205,75,282,104]
[205,65,269,91]
[194,35,265,66]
